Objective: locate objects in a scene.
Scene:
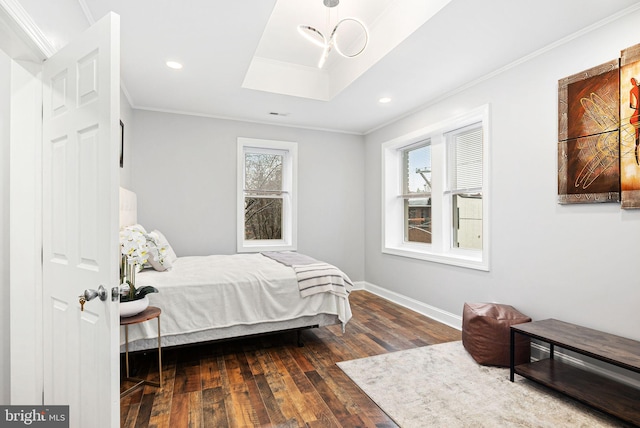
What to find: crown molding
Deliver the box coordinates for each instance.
[0,0,55,59]
[364,2,640,136]
[77,0,95,25]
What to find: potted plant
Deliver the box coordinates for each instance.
[119,227,160,317]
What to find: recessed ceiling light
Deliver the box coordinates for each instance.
[166,61,183,70]
[378,97,392,104]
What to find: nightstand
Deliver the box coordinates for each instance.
[120,306,162,398]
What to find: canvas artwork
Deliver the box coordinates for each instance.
[558,42,640,209]
[558,59,620,204]
[620,44,640,209]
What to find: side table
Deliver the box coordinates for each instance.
[120,306,163,398]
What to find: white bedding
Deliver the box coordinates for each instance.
[120,253,352,347]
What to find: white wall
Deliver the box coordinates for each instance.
[131,110,365,281]
[8,58,43,405]
[364,9,640,339]
[0,47,11,405]
[0,50,42,406]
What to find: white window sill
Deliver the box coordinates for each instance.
[237,241,296,253]
[382,245,489,271]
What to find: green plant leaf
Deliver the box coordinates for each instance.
[134,285,159,299]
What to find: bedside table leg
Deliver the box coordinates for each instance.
[125,325,130,378]
[157,315,162,387]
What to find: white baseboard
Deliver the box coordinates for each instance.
[359,281,462,331]
[352,280,366,291]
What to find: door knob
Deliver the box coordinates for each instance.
[82,285,108,302]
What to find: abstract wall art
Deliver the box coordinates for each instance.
[620,44,640,208]
[558,59,620,204]
[558,42,640,209]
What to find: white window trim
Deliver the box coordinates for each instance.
[237,137,298,253]
[381,104,490,271]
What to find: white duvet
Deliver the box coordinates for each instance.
[121,253,352,346]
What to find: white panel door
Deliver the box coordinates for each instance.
[42,13,120,428]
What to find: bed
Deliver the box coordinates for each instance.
[119,187,352,352]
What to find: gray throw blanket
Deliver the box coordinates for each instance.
[261,251,318,266]
[261,251,353,298]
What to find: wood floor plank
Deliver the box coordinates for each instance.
[253,373,289,426]
[351,332,389,356]
[188,391,203,428]
[244,347,265,376]
[173,358,202,395]
[199,354,222,390]
[363,318,417,351]
[227,382,260,427]
[147,353,176,428]
[224,352,246,385]
[168,392,189,428]
[202,387,229,428]
[121,290,461,427]
[133,393,155,428]
[234,350,271,425]
[330,364,397,427]
[305,369,355,426]
[241,374,271,426]
[121,400,140,428]
[255,346,306,425]
[274,347,315,395]
[146,388,173,428]
[286,343,317,374]
[270,349,323,424]
[315,363,385,428]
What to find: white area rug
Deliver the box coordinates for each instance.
[337,341,630,427]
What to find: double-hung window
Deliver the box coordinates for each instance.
[382,105,489,270]
[447,125,483,250]
[237,138,297,252]
[402,141,432,244]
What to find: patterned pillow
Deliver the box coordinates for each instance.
[150,229,178,263]
[145,230,176,271]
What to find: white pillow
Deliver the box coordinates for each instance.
[150,229,178,262]
[146,249,172,271]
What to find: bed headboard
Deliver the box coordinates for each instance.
[119,187,137,228]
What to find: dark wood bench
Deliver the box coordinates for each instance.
[510,318,640,426]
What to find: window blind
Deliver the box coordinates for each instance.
[448,125,482,193]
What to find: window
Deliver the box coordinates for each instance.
[382,105,489,270]
[237,138,297,252]
[447,125,483,251]
[402,141,432,244]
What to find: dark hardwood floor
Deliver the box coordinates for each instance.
[120,290,461,427]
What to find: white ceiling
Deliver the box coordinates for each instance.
[9,0,640,134]
[242,0,452,103]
